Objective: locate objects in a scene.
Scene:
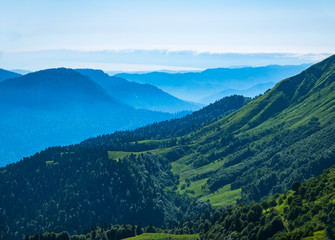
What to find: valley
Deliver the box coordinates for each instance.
[1,55,335,239]
[2,1,334,239]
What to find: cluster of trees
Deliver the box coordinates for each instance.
[0,147,210,239]
[0,95,245,240]
[26,165,335,239]
[25,223,158,240]
[169,166,335,239]
[153,202,285,240]
[270,166,335,239]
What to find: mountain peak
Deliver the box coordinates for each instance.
[77,68,201,113]
[0,67,113,107]
[0,68,21,82]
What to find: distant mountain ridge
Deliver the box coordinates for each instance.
[0,68,186,166]
[0,68,113,108]
[2,57,335,240]
[115,64,311,102]
[0,68,21,82]
[202,82,275,104]
[76,69,201,113]
[9,69,31,75]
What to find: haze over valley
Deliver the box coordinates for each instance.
[1,1,335,240]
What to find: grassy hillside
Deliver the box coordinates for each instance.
[2,55,335,239]
[26,165,335,240]
[99,54,335,207]
[166,54,335,204]
[108,55,335,207]
[198,165,335,239]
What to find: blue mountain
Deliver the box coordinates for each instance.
[115,64,311,102]
[0,68,21,82]
[76,69,201,113]
[202,82,276,104]
[0,68,185,166]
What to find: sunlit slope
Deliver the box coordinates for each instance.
[200,165,335,239]
[170,54,335,204]
[104,55,335,207]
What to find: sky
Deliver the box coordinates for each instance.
[0,0,334,71]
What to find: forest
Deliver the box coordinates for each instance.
[1,54,335,240]
[25,165,335,239]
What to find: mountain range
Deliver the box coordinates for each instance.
[76,69,200,113]
[202,82,276,104]
[115,64,311,103]
[1,55,335,240]
[0,68,188,166]
[0,68,21,82]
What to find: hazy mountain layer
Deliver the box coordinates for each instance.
[0,68,184,166]
[1,56,335,239]
[76,69,201,113]
[115,64,310,102]
[0,68,21,82]
[202,82,275,104]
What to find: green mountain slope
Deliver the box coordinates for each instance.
[83,54,335,206]
[168,54,335,204]
[201,165,335,239]
[27,165,335,239]
[1,55,335,239]
[167,165,335,240]
[0,96,245,240]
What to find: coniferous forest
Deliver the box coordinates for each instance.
[1,54,335,240]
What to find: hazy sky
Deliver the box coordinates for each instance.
[0,0,334,70]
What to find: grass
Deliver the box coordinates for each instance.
[122,233,199,240]
[107,151,136,161]
[60,152,74,157]
[177,178,209,198]
[301,230,325,240]
[200,184,242,208]
[107,147,175,161]
[172,157,225,182]
[271,190,294,215]
[133,138,176,145]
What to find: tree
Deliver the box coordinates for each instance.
[291,181,301,192]
[325,207,335,240]
[145,224,155,233]
[56,231,70,240]
[136,223,143,235]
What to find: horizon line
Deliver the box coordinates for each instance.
[2,48,333,56]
